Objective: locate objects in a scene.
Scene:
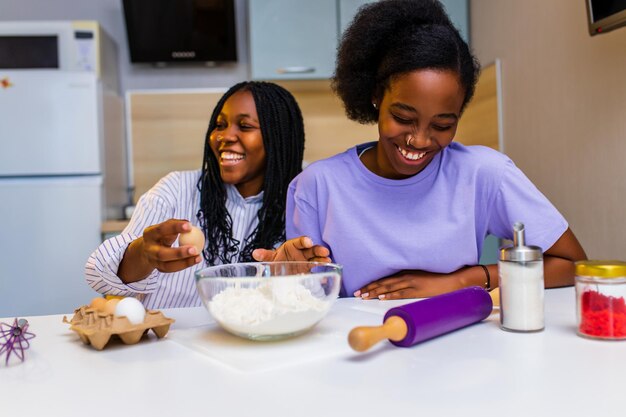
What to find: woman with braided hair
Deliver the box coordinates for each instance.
[255,0,586,299]
[85,81,328,309]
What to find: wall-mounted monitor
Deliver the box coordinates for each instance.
[122,0,237,64]
[586,0,626,36]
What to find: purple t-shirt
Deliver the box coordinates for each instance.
[286,142,568,296]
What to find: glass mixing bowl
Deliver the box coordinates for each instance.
[195,261,342,341]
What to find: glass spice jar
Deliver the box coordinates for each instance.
[575,261,626,340]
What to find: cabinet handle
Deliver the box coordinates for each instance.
[276,66,316,74]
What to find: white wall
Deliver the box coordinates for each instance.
[0,0,250,92]
[471,0,626,259]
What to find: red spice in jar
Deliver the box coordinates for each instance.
[579,290,626,338]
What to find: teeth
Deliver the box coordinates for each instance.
[396,145,425,161]
[221,151,244,161]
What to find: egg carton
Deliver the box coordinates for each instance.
[63,306,175,350]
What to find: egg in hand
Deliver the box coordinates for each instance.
[179,225,205,254]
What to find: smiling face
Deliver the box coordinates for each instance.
[209,90,266,197]
[366,69,465,179]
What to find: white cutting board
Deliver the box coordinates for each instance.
[168,302,381,373]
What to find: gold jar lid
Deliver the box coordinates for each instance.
[575,260,626,278]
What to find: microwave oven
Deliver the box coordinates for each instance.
[0,21,119,92]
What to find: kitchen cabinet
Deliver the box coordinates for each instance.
[338,0,375,36]
[441,0,469,42]
[248,0,468,80]
[248,0,374,80]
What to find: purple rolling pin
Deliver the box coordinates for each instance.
[384,286,493,347]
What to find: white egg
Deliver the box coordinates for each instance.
[179,225,205,254]
[114,297,146,325]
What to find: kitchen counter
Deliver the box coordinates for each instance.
[101,219,130,234]
[1,288,623,417]
[101,219,129,240]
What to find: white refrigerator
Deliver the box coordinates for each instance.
[0,22,128,317]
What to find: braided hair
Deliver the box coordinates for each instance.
[332,0,480,124]
[197,81,305,265]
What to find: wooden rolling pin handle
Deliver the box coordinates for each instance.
[489,287,500,308]
[348,315,409,352]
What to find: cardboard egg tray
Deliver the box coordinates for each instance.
[63,306,175,350]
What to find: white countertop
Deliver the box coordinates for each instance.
[1,287,623,417]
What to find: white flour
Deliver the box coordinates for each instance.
[208,278,332,336]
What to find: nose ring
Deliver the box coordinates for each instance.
[406,135,414,147]
[216,135,224,142]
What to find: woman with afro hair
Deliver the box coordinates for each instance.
[255,0,586,299]
[85,81,327,309]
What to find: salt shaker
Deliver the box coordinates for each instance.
[498,222,545,332]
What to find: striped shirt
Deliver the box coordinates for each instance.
[85,170,263,309]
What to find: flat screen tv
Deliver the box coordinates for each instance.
[586,0,626,35]
[122,0,237,64]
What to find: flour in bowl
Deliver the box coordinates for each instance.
[208,278,332,336]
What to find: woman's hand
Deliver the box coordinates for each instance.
[118,219,202,283]
[140,219,203,272]
[354,266,488,300]
[252,236,331,263]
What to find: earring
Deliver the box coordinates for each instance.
[406,135,414,147]
[372,102,378,109]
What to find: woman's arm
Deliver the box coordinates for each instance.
[85,172,201,292]
[356,228,587,300]
[541,227,587,287]
[118,219,201,284]
[450,232,586,293]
